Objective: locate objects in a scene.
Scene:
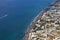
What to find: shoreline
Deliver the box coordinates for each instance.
[23,0,57,40]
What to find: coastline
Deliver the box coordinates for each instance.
[23,0,57,40]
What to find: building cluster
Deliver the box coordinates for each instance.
[28,1,60,40]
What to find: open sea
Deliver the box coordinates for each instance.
[0,0,55,40]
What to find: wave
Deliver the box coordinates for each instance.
[0,14,8,19]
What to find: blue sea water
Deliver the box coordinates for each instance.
[0,0,55,40]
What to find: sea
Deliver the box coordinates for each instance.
[0,0,56,40]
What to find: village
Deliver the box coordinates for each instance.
[28,0,60,40]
